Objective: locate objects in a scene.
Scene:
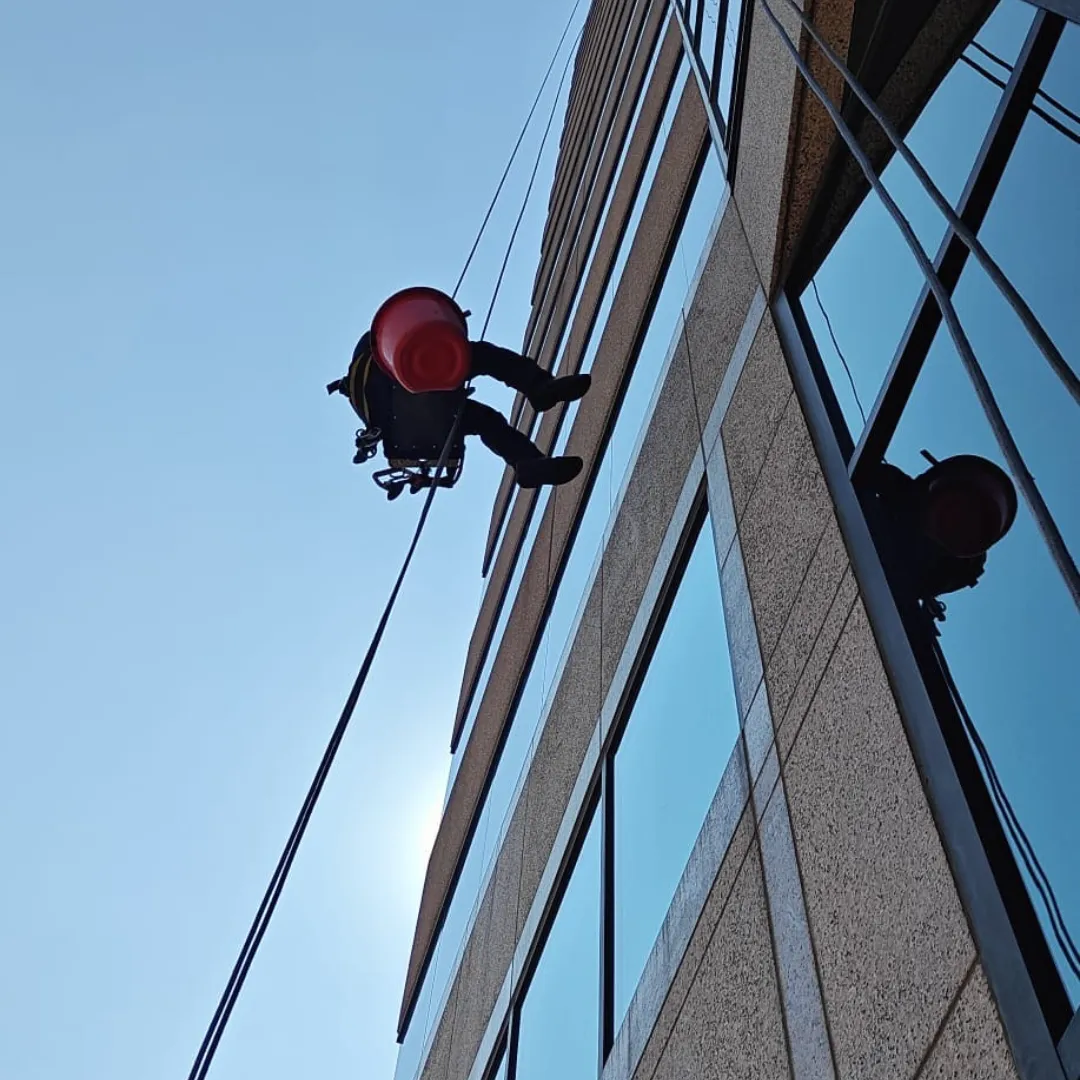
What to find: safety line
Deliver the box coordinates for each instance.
[452,0,585,303]
[810,277,866,425]
[187,406,466,1080]
[480,26,584,340]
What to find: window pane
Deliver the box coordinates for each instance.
[515,812,602,1080]
[717,0,745,125]
[882,20,1080,1007]
[613,514,740,1026]
[800,0,1034,443]
[607,140,725,496]
[700,0,721,96]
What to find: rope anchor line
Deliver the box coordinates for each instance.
[187,407,466,1080]
[186,1,587,1072]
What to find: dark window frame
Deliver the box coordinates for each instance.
[765,1,1080,1074]
[672,0,755,172]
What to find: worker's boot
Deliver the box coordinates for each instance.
[527,373,592,413]
[469,342,592,413]
[514,455,584,489]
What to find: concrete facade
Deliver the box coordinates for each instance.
[393,2,1075,1080]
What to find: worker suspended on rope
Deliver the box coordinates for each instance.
[327,295,591,491]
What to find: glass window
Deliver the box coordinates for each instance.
[699,0,721,95]
[880,18,1080,1008]
[799,0,1036,442]
[716,0,745,126]
[514,812,602,1080]
[605,148,725,501]
[612,513,740,1026]
[790,0,1080,1028]
[532,18,667,376]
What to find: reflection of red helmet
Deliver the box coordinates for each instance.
[915,455,1018,559]
[371,287,470,394]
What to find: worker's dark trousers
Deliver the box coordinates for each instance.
[468,340,552,397]
[461,401,542,466]
[462,341,550,467]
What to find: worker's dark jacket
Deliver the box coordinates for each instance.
[346,331,394,428]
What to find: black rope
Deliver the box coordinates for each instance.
[933,639,1080,980]
[810,277,866,425]
[188,9,591,1074]
[451,0,584,302]
[969,39,1080,131]
[187,405,466,1080]
[480,26,583,341]
[960,54,1080,148]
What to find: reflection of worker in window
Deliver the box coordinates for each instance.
[329,332,591,489]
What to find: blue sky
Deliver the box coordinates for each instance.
[0,1,585,1077]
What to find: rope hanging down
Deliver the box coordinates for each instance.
[186,406,465,1080]
[186,8,587,1074]
[934,638,1080,980]
[481,26,583,339]
[452,0,585,302]
[754,0,1080,612]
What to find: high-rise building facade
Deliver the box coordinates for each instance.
[395,1,1080,1078]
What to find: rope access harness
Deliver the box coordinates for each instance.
[185,4,584,1077]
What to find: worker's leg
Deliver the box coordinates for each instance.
[470,341,591,413]
[462,400,583,488]
[462,400,541,464]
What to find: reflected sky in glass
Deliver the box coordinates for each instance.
[802,0,1036,441]
[515,813,601,1080]
[887,19,1080,1007]
[801,0,1080,1009]
[613,515,740,1026]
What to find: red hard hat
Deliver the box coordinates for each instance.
[918,455,1017,558]
[371,287,471,394]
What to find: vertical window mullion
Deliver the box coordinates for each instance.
[710,0,732,103]
[599,753,616,1067]
[506,1006,521,1080]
